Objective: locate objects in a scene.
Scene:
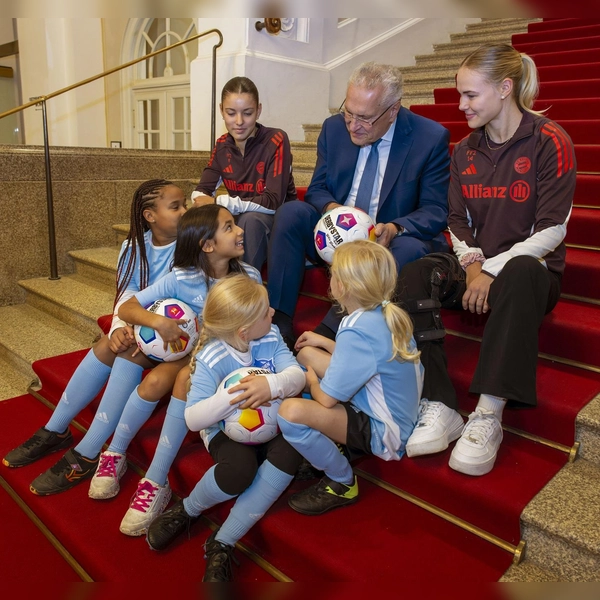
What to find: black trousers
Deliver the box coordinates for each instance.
[208,431,302,496]
[398,254,561,408]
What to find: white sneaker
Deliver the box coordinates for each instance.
[119,477,172,537]
[88,451,127,499]
[449,407,503,476]
[405,399,465,457]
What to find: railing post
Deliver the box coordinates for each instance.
[41,99,60,280]
[210,31,223,150]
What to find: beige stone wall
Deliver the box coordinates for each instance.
[0,144,208,306]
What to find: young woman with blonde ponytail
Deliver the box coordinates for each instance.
[400,43,576,476]
[277,239,423,516]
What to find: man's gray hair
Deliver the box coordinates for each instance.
[348,62,403,106]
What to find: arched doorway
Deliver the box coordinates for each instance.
[121,18,198,150]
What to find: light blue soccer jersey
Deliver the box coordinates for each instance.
[117,229,176,298]
[320,306,423,460]
[134,262,261,315]
[111,230,177,335]
[188,325,299,447]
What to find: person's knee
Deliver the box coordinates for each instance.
[273,201,316,238]
[216,459,257,495]
[138,369,170,400]
[278,398,308,424]
[503,255,541,275]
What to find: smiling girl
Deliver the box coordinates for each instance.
[192,76,297,271]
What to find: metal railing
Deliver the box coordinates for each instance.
[0,28,223,280]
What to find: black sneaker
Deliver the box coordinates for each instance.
[29,448,99,496]
[146,499,199,551]
[3,427,73,468]
[203,530,239,582]
[288,475,359,516]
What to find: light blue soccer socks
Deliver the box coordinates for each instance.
[145,396,188,486]
[107,386,159,455]
[277,414,354,485]
[184,465,236,517]
[46,349,112,433]
[74,358,144,459]
[216,460,293,547]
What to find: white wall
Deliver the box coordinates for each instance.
[0,19,22,144]
[16,18,107,146]
[190,17,480,149]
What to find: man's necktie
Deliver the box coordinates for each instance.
[354,138,382,214]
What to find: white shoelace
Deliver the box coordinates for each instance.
[417,401,442,428]
[462,408,497,445]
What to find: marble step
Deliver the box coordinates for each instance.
[0,303,93,387]
[69,246,120,290]
[18,275,114,339]
[519,458,600,581]
[290,141,317,164]
[500,560,564,582]
[576,394,600,466]
[465,18,540,34]
[0,354,38,402]
[441,30,523,50]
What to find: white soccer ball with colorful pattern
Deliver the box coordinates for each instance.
[219,367,281,445]
[314,206,377,264]
[134,298,199,363]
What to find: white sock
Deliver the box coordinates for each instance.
[477,394,506,421]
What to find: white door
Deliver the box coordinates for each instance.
[133,85,191,150]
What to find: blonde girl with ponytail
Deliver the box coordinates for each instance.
[277,240,423,516]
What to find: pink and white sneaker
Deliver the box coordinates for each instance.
[88,451,127,499]
[119,477,172,536]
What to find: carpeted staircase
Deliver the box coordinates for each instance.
[1,18,600,582]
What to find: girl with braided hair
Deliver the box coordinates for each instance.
[3,179,186,478]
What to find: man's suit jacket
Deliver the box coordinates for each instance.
[305,107,451,242]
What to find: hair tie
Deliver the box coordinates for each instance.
[381,300,390,308]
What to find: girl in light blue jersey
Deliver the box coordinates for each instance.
[146,275,305,581]
[104,205,261,538]
[3,179,185,473]
[277,239,422,516]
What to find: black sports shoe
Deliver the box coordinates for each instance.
[3,427,73,468]
[146,499,199,551]
[29,448,99,495]
[203,530,239,582]
[288,475,359,516]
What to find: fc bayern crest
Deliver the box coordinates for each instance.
[336,213,357,231]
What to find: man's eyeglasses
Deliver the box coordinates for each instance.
[338,100,397,128]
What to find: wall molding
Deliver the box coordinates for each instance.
[325,18,423,70]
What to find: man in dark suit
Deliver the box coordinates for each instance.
[267,62,451,344]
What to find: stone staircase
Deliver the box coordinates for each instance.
[2,17,600,581]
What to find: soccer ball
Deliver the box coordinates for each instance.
[314,205,376,264]
[219,367,281,445]
[134,298,200,363]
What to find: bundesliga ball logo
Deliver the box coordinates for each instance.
[314,206,376,264]
[218,367,281,445]
[134,298,199,362]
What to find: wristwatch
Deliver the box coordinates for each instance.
[394,224,405,237]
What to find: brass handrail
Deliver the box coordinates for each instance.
[0,27,223,280]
